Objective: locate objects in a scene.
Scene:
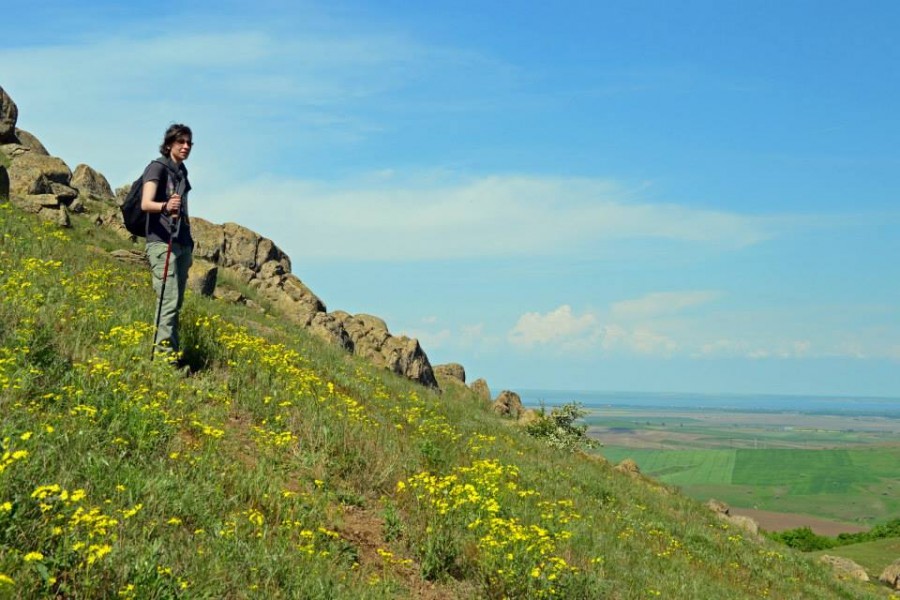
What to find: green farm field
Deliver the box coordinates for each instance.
[596,410,900,531]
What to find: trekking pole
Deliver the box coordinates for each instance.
[150,214,179,361]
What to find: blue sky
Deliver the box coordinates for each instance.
[3,1,898,397]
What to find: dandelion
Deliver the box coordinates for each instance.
[24,551,44,562]
[0,574,14,585]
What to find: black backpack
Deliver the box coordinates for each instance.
[120,160,178,237]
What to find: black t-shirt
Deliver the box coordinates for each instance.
[143,158,192,246]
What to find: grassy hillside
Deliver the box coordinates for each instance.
[0,204,888,598]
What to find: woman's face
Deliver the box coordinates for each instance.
[169,136,193,162]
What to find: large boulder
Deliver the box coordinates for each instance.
[434,363,466,384]
[0,86,17,143]
[187,260,218,297]
[818,555,868,582]
[492,390,523,418]
[332,313,437,388]
[1,128,50,159]
[71,164,114,201]
[881,559,900,589]
[7,153,74,198]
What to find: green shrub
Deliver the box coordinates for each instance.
[525,402,600,453]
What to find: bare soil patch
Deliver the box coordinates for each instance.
[729,508,868,536]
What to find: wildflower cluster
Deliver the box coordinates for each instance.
[399,459,582,597]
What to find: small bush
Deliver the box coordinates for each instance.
[525,402,600,453]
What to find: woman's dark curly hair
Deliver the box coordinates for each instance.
[159,123,193,156]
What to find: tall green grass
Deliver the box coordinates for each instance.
[0,205,886,598]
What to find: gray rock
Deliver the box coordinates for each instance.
[71,164,114,200]
[819,555,869,582]
[881,559,900,589]
[191,217,225,263]
[0,86,17,143]
[7,154,73,197]
[492,390,523,418]
[309,312,353,351]
[187,260,218,297]
[222,222,260,269]
[13,129,49,155]
[434,363,466,383]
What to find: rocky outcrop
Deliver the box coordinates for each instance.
[8,154,75,199]
[818,555,868,582]
[0,86,17,143]
[71,164,114,202]
[881,559,900,589]
[330,313,437,387]
[493,390,523,418]
[434,363,466,384]
[470,378,491,402]
[0,85,439,388]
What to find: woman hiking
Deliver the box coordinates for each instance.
[141,123,194,362]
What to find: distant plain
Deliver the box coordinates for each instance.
[589,407,900,532]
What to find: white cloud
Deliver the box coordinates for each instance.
[508,305,600,349]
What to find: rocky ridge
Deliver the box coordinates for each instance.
[0,84,522,395]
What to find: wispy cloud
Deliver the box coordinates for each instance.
[611,291,723,320]
[208,173,785,261]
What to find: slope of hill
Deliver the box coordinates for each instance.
[0,163,890,596]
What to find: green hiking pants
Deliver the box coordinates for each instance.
[147,241,193,355]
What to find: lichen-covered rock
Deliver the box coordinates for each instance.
[434,363,466,383]
[254,273,325,327]
[71,164,114,201]
[493,390,524,418]
[222,222,261,269]
[11,129,49,155]
[191,217,225,263]
[818,555,869,582]
[7,153,73,198]
[880,559,900,589]
[0,86,17,143]
[309,312,353,351]
[188,260,218,297]
[470,378,491,402]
